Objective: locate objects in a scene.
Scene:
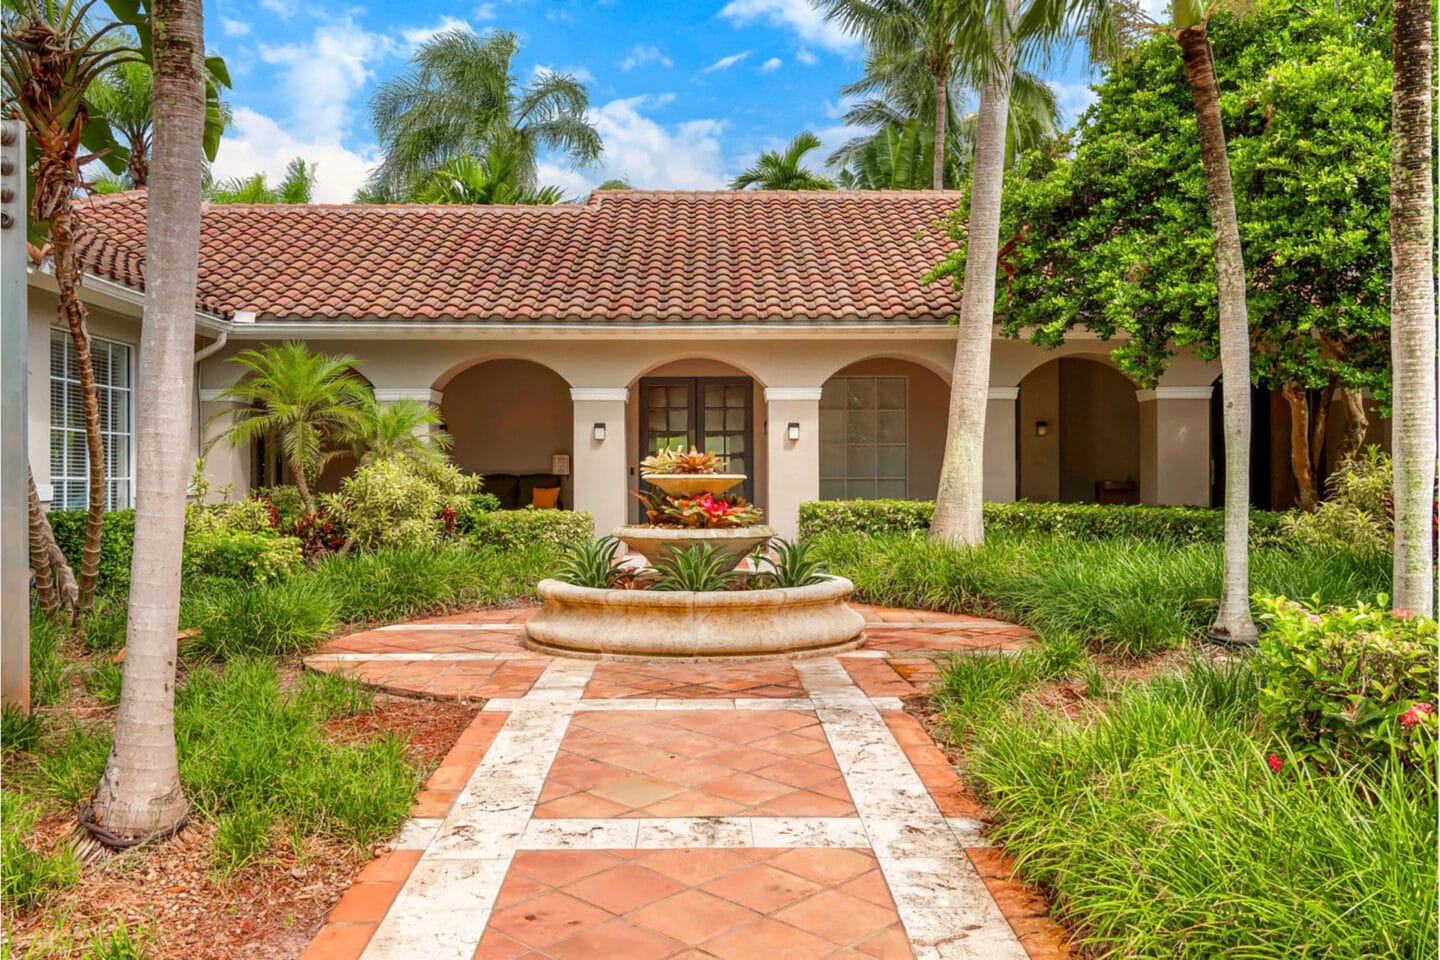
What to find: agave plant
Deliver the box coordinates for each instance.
[640,446,730,475]
[556,536,623,589]
[648,543,737,592]
[757,539,830,588]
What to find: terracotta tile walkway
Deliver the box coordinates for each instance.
[301,603,1069,960]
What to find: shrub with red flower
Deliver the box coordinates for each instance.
[1266,753,1284,773]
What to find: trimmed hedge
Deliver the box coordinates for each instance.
[798,499,1286,545]
[48,509,135,595]
[466,507,594,550]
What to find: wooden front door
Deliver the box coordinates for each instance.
[638,376,754,503]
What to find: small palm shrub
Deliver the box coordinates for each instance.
[557,536,624,588]
[649,543,737,592]
[757,538,829,587]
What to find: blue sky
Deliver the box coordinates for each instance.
[203,0,1112,203]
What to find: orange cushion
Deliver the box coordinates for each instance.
[532,486,561,509]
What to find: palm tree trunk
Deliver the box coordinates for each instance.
[29,469,58,611]
[931,0,1017,545]
[1177,23,1257,644]
[49,199,106,623]
[1282,383,1317,512]
[932,65,947,190]
[291,456,316,514]
[1389,0,1436,617]
[92,0,206,841]
[28,470,79,610]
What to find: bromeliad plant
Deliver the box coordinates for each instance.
[633,490,762,529]
[648,543,738,592]
[640,446,730,475]
[557,536,625,589]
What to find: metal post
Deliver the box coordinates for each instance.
[1,120,28,710]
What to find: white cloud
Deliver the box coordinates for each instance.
[718,0,860,54]
[220,17,250,37]
[258,18,393,139]
[812,121,869,172]
[400,15,475,47]
[1055,81,1098,125]
[760,57,782,72]
[210,108,379,204]
[257,0,294,18]
[536,96,727,194]
[618,44,673,71]
[702,50,751,73]
[472,2,497,18]
[533,63,597,84]
[795,48,818,65]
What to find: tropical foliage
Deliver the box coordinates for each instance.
[953,0,1392,508]
[408,149,564,205]
[640,446,729,475]
[344,394,451,466]
[365,29,601,200]
[204,156,317,204]
[730,131,834,190]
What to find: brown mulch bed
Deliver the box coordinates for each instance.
[3,662,475,960]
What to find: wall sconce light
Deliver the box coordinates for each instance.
[592,422,607,442]
[1035,420,1049,437]
[786,422,801,442]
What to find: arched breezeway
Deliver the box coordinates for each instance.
[1018,357,1140,503]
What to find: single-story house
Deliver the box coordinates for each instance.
[25,189,1385,538]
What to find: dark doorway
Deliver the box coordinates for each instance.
[639,376,754,502]
[1210,380,1273,509]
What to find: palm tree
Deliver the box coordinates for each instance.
[204,156,316,204]
[827,42,1059,184]
[4,0,136,623]
[91,0,205,845]
[1168,0,1256,643]
[367,29,601,199]
[209,343,368,514]
[837,120,933,189]
[820,0,993,190]
[730,132,835,190]
[1389,0,1436,616]
[86,58,152,186]
[346,396,452,466]
[409,149,564,205]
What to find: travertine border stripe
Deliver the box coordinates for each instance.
[795,658,1027,960]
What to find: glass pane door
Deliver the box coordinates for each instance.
[639,376,753,505]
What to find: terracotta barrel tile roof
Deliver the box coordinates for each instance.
[70,189,962,324]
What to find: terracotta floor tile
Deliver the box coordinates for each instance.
[585,662,806,700]
[701,863,822,913]
[355,849,422,884]
[775,889,900,946]
[510,850,619,887]
[768,849,874,887]
[487,892,610,947]
[628,889,759,943]
[548,918,685,960]
[564,862,688,914]
[856,925,916,958]
[299,922,376,960]
[701,917,836,960]
[638,849,754,885]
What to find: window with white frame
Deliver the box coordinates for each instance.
[819,376,908,500]
[49,329,133,510]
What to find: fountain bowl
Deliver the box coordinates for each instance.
[614,524,775,571]
[524,575,865,660]
[641,473,746,497]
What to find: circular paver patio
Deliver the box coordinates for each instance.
[299,604,1069,960]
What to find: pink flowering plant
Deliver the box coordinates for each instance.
[1255,595,1437,771]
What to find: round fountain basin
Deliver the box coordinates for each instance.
[641,473,746,497]
[524,575,866,660]
[615,524,775,570]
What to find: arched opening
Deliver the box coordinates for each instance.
[627,358,766,520]
[818,358,949,501]
[440,359,574,509]
[1018,357,1139,503]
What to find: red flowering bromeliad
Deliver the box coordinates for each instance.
[632,490,763,528]
[1399,702,1436,729]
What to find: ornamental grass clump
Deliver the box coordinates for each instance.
[1255,596,1437,771]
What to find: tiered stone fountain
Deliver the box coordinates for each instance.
[525,461,865,660]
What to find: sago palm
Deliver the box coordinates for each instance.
[367,29,601,198]
[730,132,835,190]
[209,343,368,513]
[346,395,452,466]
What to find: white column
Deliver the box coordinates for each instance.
[984,387,1018,502]
[1137,386,1213,506]
[571,388,627,538]
[764,387,821,541]
[197,389,251,495]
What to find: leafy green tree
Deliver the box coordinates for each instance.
[367,29,601,199]
[204,157,316,204]
[730,132,835,190]
[595,178,632,190]
[409,148,564,205]
[345,396,452,467]
[209,343,368,513]
[949,0,1391,511]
